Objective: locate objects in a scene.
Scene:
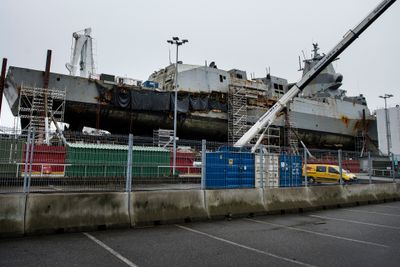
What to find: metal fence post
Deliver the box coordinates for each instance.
[304,148,308,187]
[368,152,372,184]
[23,128,31,193]
[201,139,206,190]
[126,134,133,192]
[338,149,343,185]
[260,146,264,189]
[391,153,395,182]
[27,128,35,193]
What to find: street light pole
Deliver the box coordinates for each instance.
[167,37,188,175]
[379,93,394,156]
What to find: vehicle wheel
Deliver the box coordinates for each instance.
[309,177,315,184]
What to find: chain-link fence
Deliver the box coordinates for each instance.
[0,127,398,193]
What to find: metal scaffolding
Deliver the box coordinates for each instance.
[228,85,247,145]
[153,129,174,148]
[17,85,66,141]
[264,126,281,154]
[285,107,299,154]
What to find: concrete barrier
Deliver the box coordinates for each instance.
[205,188,265,218]
[24,192,130,234]
[0,194,26,237]
[264,187,316,212]
[343,183,400,203]
[264,183,400,213]
[131,190,208,226]
[1,183,399,237]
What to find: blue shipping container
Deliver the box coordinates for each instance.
[205,151,255,189]
[279,154,302,187]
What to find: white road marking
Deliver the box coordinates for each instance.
[378,204,400,210]
[309,215,400,231]
[342,208,400,217]
[83,232,138,267]
[246,218,389,249]
[175,224,316,267]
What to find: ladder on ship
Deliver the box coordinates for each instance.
[17,85,66,142]
[355,131,366,157]
[284,106,299,154]
[228,85,247,145]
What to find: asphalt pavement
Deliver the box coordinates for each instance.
[1,201,400,267]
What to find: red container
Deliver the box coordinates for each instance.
[170,151,200,174]
[23,145,66,175]
[343,160,360,173]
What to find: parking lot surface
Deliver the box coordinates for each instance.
[1,201,400,267]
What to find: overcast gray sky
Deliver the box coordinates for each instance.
[1,0,399,127]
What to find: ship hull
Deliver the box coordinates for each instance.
[6,66,376,149]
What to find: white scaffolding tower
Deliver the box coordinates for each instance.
[17,85,66,142]
[228,85,247,145]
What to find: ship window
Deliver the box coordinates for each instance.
[236,74,243,79]
[275,90,281,94]
[274,83,279,89]
[219,75,223,83]
[223,76,226,80]
[279,84,283,90]
[316,166,326,172]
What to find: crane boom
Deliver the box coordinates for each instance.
[234,0,397,148]
[65,28,95,78]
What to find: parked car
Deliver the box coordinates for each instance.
[302,164,357,184]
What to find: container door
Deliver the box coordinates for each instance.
[205,152,226,189]
[240,152,255,188]
[226,152,240,188]
[291,155,302,187]
[279,154,290,187]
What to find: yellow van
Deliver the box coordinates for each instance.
[302,164,357,184]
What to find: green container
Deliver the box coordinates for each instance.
[65,143,170,178]
[132,146,170,177]
[0,138,24,178]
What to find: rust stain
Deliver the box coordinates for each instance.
[340,115,350,128]
[353,119,371,132]
[354,120,362,130]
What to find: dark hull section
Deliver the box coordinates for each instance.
[60,101,361,149]
[64,102,228,141]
